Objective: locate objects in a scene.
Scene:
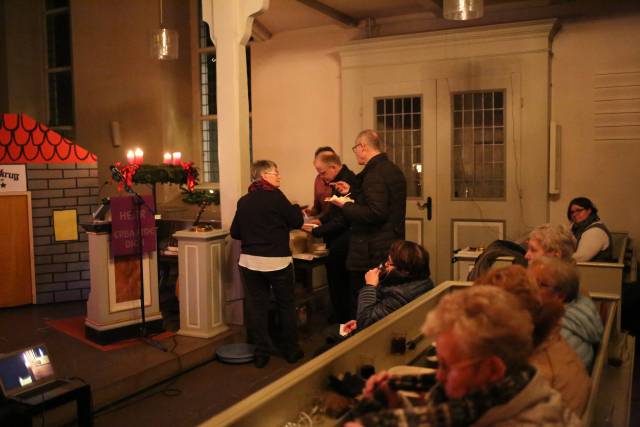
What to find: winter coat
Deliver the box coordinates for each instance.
[473,371,582,427]
[356,277,434,329]
[529,330,591,416]
[560,294,604,371]
[342,153,407,271]
[230,187,303,257]
[311,165,358,246]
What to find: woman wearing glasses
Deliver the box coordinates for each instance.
[567,197,613,262]
[230,160,304,368]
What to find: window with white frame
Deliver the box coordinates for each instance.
[45,0,74,138]
[375,96,423,198]
[196,2,252,183]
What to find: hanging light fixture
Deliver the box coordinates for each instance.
[151,0,179,60]
[443,0,484,21]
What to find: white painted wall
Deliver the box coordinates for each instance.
[250,25,358,205]
[550,14,640,260]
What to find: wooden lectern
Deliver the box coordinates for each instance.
[84,223,163,345]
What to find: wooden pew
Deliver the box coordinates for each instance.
[203,281,469,426]
[203,283,633,427]
[583,294,634,427]
[576,232,628,297]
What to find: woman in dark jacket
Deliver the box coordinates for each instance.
[230,160,304,368]
[350,240,434,331]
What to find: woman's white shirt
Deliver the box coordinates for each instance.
[239,254,292,272]
[572,227,609,262]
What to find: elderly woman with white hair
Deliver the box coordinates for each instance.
[230,160,304,368]
[529,256,603,370]
[477,265,590,417]
[525,223,577,262]
[347,286,581,427]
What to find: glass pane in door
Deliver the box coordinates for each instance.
[374,96,422,198]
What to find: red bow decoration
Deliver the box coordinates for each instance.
[112,161,139,192]
[181,161,196,192]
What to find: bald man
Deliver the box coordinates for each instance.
[330,130,407,314]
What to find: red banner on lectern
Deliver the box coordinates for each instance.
[110,195,157,256]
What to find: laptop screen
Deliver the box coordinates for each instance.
[0,344,55,395]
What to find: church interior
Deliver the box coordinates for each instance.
[1,0,640,425]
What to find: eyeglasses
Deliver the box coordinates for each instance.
[570,207,586,216]
[264,171,280,177]
[351,143,364,152]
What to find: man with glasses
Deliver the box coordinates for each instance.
[329,129,407,317]
[302,151,358,323]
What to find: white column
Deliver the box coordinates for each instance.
[202,0,269,229]
[174,229,230,338]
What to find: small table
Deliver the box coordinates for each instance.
[2,380,92,426]
[293,255,328,292]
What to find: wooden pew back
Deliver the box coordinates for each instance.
[203,282,470,426]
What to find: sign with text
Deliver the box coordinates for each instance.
[0,164,27,192]
[110,195,157,256]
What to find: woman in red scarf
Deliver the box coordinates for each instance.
[230,160,304,368]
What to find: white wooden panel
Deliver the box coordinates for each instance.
[405,218,423,246]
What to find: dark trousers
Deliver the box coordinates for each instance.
[348,270,366,319]
[240,264,300,357]
[326,233,352,323]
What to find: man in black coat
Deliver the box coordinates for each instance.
[330,129,407,313]
[302,151,359,322]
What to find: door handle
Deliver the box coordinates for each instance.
[416,197,433,221]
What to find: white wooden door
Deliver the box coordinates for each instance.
[432,74,523,282]
[362,81,437,278]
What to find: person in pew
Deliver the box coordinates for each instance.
[302,151,358,323]
[353,240,434,330]
[313,241,433,355]
[230,160,304,369]
[524,224,604,371]
[529,256,603,371]
[567,197,613,262]
[347,285,581,427]
[525,223,576,262]
[476,265,590,417]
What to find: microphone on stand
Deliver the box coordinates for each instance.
[111,166,132,193]
[110,165,125,181]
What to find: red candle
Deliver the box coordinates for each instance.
[172,152,181,165]
[134,148,144,165]
[163,152,172,165]
[126,150,135,164]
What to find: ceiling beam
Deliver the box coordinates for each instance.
[296,0,358,27]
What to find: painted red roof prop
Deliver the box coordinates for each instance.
[0,113,97,163]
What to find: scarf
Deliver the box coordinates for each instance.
[358,365,535,427]
[571,211,599,242]
[248,179,277,193]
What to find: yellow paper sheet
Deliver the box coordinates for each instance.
[53,209,78,241]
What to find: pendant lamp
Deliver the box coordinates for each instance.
[443,0,484,21]
[151,0,179,60]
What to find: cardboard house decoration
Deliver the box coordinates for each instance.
[0,113,99,307]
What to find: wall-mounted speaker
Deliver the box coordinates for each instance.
[110,121,121,147]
